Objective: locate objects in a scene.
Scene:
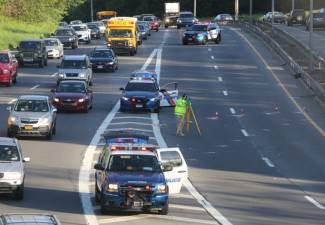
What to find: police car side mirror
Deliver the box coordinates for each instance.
[94,163,104,171]
[163,164,173,172]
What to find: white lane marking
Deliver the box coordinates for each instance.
[223,91,228,96]
[241,129,249,137]
[211,56,215,60]
[262,157,275,168]
[156,48,162,83]
[208,48,212,52]
[98,215,149,224]
[78,102,119,225]
[230,108,236,115]
[8,98,17,104]
[218,76,223,82]
[169,204,205,211]
[30,85,40,90]
[304,196,325,209]
[149,215,219,225]
[113,116,151,120]
[79,48,159,225]
[110,122,152,126]
[214,65,219,70]
[151,114,233,225]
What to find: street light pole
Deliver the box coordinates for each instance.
[249,0,253,23]
[90,0,94,22]
[309,0,314,72]
[235,0,239,21]
[292,0,295,11]
[194,0,197,17]
[271,0,275,32]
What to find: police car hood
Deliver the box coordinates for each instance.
[108,172,165,184]
[124,91,157,99]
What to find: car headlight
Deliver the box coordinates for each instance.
[53,97,60,103]
[297,16,302,21]
[165,18,170,22]
[79,74,86,78]
[177,19,182,23]
[58,73,64,78]
[6,172,22,180]
[68,37,73,41]
[129,43,133,47]
[39,117,49,125]
[122,97,129,101]
[157,184,167,193]
[107,183,118,192]
[8,116,17,124]
[78,98,85,103]
[3,69,10,74]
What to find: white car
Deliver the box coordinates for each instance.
[43,38,64,59]
[71,24,91,44]
[0,137,30,200]
[95,21,106,34]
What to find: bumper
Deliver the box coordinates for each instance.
[47,50,60,58]
[8,124,50,137]
[0,181,22,193]
[78,35,90,42]
[92,63,115,71]
[183,37,204,44]
[101,192,168,210]
[53,101,88,112]
[150,25,159,30]
[0,74,11,84]
[120,99,159,111]
[111,46,134,54]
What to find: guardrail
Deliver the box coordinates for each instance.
[240,21,325,107]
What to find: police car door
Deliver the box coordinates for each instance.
[156,147,188,194]
[208,25,218,40]
[160,82,178,107]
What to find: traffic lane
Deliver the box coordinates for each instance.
[0,33,164,223]
[223,28,325,201]
[159,27,325,225]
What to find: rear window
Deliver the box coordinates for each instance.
[160,151,182,167]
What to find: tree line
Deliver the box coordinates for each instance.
[67,0,325,22]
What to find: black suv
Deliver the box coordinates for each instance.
[53,27,79,49]
[286,9,305,26]
[17,39,48,68]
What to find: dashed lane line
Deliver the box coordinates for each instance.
[30,85,40,90]
[169,204,206,211]
[214,65,219,70]
[261,157,275,168]
[223,91,228,96]
[211,56,215,60]
[241,129,249,137]
[105,128,154,133]
[230,108,236,115]
[218,76,223,82]
[113,116,152,120]
[304,196,325,210]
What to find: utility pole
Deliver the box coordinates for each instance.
[249,0,253,23]
[271,0,275,32]
[309,0,314,72]
[235,0,239,21]
[292,0,295,11]
[90,0,94,22]
[194,0,197,17]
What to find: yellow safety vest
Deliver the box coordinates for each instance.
[174,98,187,116]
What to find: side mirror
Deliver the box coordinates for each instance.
[94,163,104,170]
[163,164,173,172]
[119,87,124,91]
[23,157,31,163]
[6,106,12,111]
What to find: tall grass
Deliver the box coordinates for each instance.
[0,16,57,50]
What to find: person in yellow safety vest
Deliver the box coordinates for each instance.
[174,94,188,136]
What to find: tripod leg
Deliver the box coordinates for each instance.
[190,105,202,136]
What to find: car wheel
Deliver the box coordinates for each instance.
[52,122,56,135]
[13,73,17,84]
[154,106,160,113]
[38,59,44,68]
[130,49,135,56]
[182,41,188,45]
[158,201,169,215]
[44,58,48,66]
[46,130,52,140]
[177,25,180,29]
[13,182,24,200]
[7,129,15,138]
[165,25,168,28]
[6,76,12,87]
[95,183,100,203]
[89,80,93,86]
[215,34,221,44]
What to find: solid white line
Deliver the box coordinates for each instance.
[169,204,205,211]
[149,215,219,225]
[110,122,152,126]
[218,76,223,82]
[30,85,40,90]
[8,99,17,104]
[223,91,228,96]
[230,108,236,115]
[211,56,215,60]
[141,48,158,71]
[241,129,249,137]
[151,114,233,225]
[156,48,162,84]
[262,157,275,168]
[304,196,325,209]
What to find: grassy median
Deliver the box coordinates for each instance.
[0,16,57,50]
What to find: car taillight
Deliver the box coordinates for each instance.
[131,98,136,103]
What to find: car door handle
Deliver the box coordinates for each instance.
[178,170,187,173]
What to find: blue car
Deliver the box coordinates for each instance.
[120,79,160,113]
[94,149,171,214]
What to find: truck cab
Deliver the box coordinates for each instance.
[106,17,138,56]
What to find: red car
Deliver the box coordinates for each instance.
[143,16,159,32]
[51,80,93,113]
[0,51,18,86]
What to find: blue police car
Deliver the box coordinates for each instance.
[182,23,221,45]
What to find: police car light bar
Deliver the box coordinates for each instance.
[109,144,156,152]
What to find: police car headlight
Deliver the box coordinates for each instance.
[157,184,167,193]
[58,73,64,78]
[53,97,60,103]
[79,73,86,78]
[107,183,118,192]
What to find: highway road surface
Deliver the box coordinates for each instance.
[1,25,325,225]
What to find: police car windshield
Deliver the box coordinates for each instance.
[57,82,86,93]
[188,25,207,31]
[0,145,20,162]
[14,100,49,112]
[125,82,158,92]
[108,155,162,173]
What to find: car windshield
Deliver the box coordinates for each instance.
[274,12,284,16]
[55,29,73,36]
[109,29,133,38]
[0,54,9,63]
[91,50,112,58]
[87,24,97,29]
[57,83,86,93]
[125,82,158,92]
[292,10,304,16]
[108,155,162,173]
[19,42,40,50]
[0,145,20,162]
[44,40,58,46]
[180,13,193,18]
[188,25,207,31]
[138,25,145,31]
[143,16,154,21]
[73,26,87,31]
[61,60,86,69]
[14,99,49,112]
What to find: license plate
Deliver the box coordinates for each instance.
[136,104,142,108]
[97,65,104,69]
[188,38,192,41]
[24,125,33,130]
[133,201,143,207]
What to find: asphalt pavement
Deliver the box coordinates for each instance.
[0,25,325,225]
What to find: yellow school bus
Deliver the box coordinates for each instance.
[96,11,117,20]
[106,17,138,56]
